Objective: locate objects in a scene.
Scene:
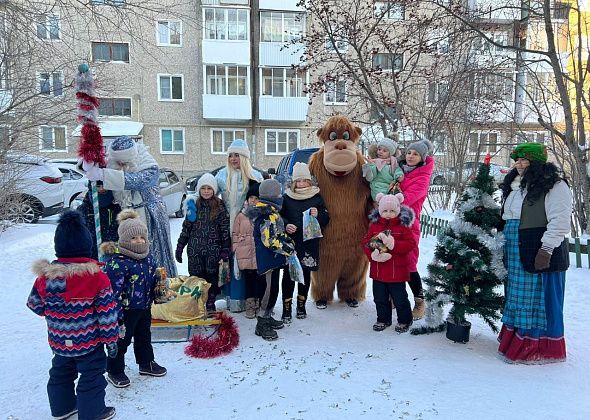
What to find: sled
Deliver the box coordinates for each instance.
[151,315,222,343]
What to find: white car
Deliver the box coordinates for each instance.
[0,154,65,223]
[49,162,89,208]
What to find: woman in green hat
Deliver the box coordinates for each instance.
[497,142,572,364]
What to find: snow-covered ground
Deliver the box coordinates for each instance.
[1,218,589,420]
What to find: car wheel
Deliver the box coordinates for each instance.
[6,196,40,224]
[175,196,186,218]
[432,176,446,185]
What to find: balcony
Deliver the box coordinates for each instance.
[259,96,308,122]
[260,0,303,11]
[259,42,305,67]
[202,40,250,65]
[203,95,252,120]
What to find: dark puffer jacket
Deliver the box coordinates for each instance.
[177,196,231,276]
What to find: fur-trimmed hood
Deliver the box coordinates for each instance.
[369,205,415,227]
[32,258,101,278]
[244,202,277,221]
[99,241,119,256]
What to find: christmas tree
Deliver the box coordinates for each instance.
[412,155,506,335]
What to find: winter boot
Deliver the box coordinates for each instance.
[395,321,413,333]
[412,297,426,320]
[281,298,293,324]
[345,298,359,308]
[107,372,130,388]
[53,408,78,420]
[95,407,116,420]
[255,317,278,341]
[245,298,257,319]
[316,299,328,309]
[296,295,307,319]
[139,361,167,377]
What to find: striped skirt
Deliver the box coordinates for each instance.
[498,219,566,364]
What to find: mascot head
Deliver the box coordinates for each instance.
[316,115,362,177]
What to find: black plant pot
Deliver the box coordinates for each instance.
[446,320,471,343]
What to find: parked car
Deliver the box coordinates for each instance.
[272,147,320,187]
[185,166,271,193]
[159,168,187,218]
[431,161,511,186]
[48,161,88,208]
[0,153,64,223]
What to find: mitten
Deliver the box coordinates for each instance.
[83,161,104,182]
[106,342,118,358]
[534,248,552,271]
[175,245,184,263]
[381,234,395,250]
[371,249,392,262]
[362,163,374,181]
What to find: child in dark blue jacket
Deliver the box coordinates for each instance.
[101,209,167,388]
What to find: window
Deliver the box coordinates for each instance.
[205,65,248,95]
[158,74,184,101]
[427,81,448,103]
[265,129,299,155]
[325,35,348,53]
[518,131,547,144]
[375,2,405,20]
[480,73,514,101]
[157,20,182,46]
[324,80,347,104]
[39,126,67,151]
[372,53,403,71]
[91,42,129,63]
[211,128,246,154]
[160,128,184,154]
[38,72,64,97]
[472,32,508,55]
[203,8,248,41]
[527,72,556,102]
[429,31,449,55]
[98,98,131,117]
[261,68,304,97]
[469,132,498,154]
[553,2,570,20]
[432,131,447,154]
[36,14,60,40]
[260,11,304,42]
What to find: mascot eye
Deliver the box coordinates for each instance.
[342,131,350,140]
[329,131,338,141]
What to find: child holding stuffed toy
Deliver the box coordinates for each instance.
[175,173,231,313]
[102,209,167,388]
[361,193,417,333]
[280,162,329,322]
[362,137,404,200]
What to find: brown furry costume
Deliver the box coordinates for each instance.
[308,115,372,303]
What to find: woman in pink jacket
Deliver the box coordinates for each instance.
[398,139,434,320]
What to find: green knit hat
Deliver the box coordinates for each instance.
[510,143,547,163]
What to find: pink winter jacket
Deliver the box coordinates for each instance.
[232,210,257,270]
[399,155,435,271]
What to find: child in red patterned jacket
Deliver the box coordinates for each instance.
[27,211,119,420]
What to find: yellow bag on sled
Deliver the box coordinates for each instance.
[151,276,211,322]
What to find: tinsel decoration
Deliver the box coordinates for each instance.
[76,63,105,166]
[184,312,239,359]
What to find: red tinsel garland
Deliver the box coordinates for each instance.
[184,312,239,358]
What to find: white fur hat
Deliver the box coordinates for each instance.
[108,136,138,163]
[227,139,251,160]
[196,173,218,195]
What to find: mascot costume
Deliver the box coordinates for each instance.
[308,115,372,308]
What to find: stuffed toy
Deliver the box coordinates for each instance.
[308,115,372,307]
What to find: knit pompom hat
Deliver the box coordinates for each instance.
[227,139,251,160]
[406,139,434,161]
[377,138,399,156]
[510,142,548,163]
[108,136,138,163]
[258,178,283,209]
[196,173,218,195]
[54,210,94,258]
[117,209,149,259]
[292,162,312,182]
[376,193,404,219]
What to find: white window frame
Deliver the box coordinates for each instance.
[210,128,247,155]
[427,81,448,104]
[158,74,184,102]
[39,125,67,152]
[37,71,64,97]
[98,97,132,117]
[204,65,250,96]
[260,11,305,43]
[91,41,130,63]
[260,67,305,97]
[265,129,300,156]
[160,127,185,154]
[372,53,403,72]
[472,31,508,55]
[325,35,348,53]
[527,72,555,102]
[468,131,499,154]
[203,7,249,41]
[156,20,182,47]
[519,131,548,144]
[429,30,449,55]
[36,14,60,40]
[324,79,347,105]
[375,2,405,20]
